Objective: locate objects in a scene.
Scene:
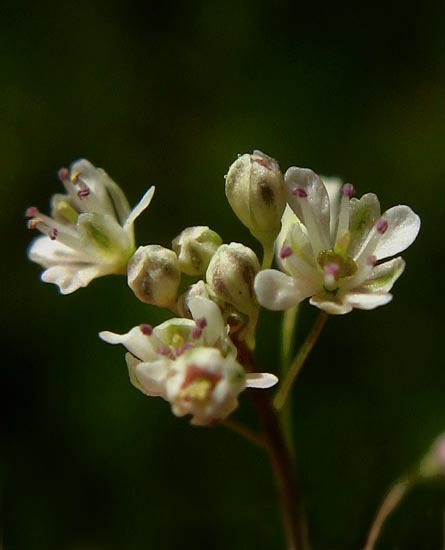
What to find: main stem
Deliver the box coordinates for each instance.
[251,390,305,549]
[237,340,305,549]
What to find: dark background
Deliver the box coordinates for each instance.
[3,1,445,548]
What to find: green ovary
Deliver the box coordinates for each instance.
[317,249,358,281]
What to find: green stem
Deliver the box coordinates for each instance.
[281,305,299,369]
[363,474,417,550]
[274,311,328,410]
[261,242,275,269]
[280,305,299,456]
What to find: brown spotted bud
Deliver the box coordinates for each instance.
[172,226,223,276]
[127,245,180,308]
[206,243,260,315]
[225,150,286,245]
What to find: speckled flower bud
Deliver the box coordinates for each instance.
[206,243,260,315]
[172,226,223,276]
[127,245,180,308]
[225,150,286,245]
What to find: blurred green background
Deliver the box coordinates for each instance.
[3,1,445,548]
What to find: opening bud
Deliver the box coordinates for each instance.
[127,245,180,308]
[225,150,286,245]
[206,243,260,315]
[172,226,223,276]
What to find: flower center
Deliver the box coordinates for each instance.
[179,365,222,402]
[317,250,358,292]
[158,332,195,359]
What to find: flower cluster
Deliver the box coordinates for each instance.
[26,152,420,424]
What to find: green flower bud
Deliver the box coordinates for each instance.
[206,243,260,315]
[225,150,286,245]
[127,245,180,308]
[172,226,223,276]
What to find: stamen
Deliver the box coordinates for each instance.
[279,245,293,259]
[27,210,80,250]
[343,253,377,292]
[195,317,207,330]
[77,188,91,200]
[27,217,42,230]
[192,317,207,339]
[341,183,355,198]
[70,170,80,184]
[158,345,173,358]
[335,186,355,251]
[58,167,69,183]
[25,207,39,218]
[49,228,58,240]
[27,217,59,244]
[180,342,194,354]
[377,219,388,234]
[140,324,153,336]
[292,187,307,198]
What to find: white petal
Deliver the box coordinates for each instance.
[246,372,278,389]
[345,292,393,310]
[41,263,104,294]
[134,359,170,397]
[359,257,405,293]
[99,326,157,362]
[348,193,381,258]
[284,167,331,246]
[254,270,309,311]
[276,205,298,253]
[309,295,353,315]
[187,296,225,345]
[374,205,421,260]
[101,171,132,225]
[123,186,155,232]
[28,235,87,266]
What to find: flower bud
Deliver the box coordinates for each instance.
[225,150,286,245]
[419,433,445,479]
[172,226,222,276]
[127,245,180,307]
[176,280,210,318]
[206,243,260,315]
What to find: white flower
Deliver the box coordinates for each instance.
[255,167,421,314]
[166,347,246,425]
[99,295,278,424]
[26,159,155,294]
